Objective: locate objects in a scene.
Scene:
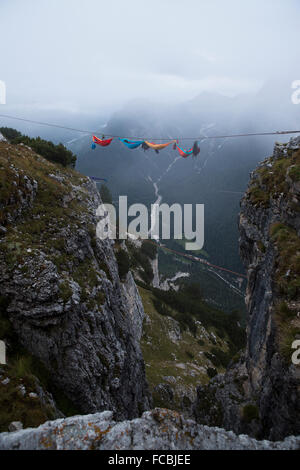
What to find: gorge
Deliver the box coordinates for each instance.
[0,135,299,449]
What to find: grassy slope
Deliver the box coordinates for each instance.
[139,286,230,410]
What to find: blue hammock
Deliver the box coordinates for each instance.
[119,138,144,149]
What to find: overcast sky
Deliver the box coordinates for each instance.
[1,0,300,113]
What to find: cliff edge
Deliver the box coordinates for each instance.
[0,142,150,429]
[193,137,300,440]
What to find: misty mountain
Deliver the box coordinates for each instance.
[72,84,300,274]
[2,83,298,311]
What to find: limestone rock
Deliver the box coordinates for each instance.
[0,143,150,420]
[0,409,299,450]
[8,422,23,432]
[193,137,300,440]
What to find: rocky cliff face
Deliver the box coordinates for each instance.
[193,138,300,440]
[0,142,150,424]
[239,137,300,439]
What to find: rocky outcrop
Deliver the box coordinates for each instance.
[238,137,300,439]
[159,272,190,292]
[121,272,145,340]
[0,408,299,450]
[0,142,150,421]
[193,138,300,440]
[150,254,160,288]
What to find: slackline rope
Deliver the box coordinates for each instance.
[0,112,278,279]
[1,113,300,142]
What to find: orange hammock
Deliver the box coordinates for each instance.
[144,140,176,151]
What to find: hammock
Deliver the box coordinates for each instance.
[92,135,113,148]
[176,145,193,158]
[119,138,144,149]
[144,140,176,151]
[176,141,200,158]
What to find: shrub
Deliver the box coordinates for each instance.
[18,136,76,167]
[100,184,113,204]
[116,249,130,279]
[257,241,266,253]
[0,127,22,141]
[176,311,197,336]
[242,404,259,423]
[152,298,172,317]
[128,244,154,283]
[276,302,293,320]
[207,367,217,378]
[59,281,73,304]
[185,350,194,360]
[210,347,231,368]
[248,185,269,207]
[181,282,203,300]
[288,165,300,182]
[270,223,293,242]
[141,240,157,260]
[139,260,154,284]
[0,128,76,167]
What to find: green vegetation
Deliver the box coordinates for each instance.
[141,240,157,260]
[127,241,154,284]
[288,164,300,182]
[138,274,246,412]
[0,141,110,428]
[271,239,300,361]
[257,241,266,253]
[248,148,300,208]
[0,366,56,432]
[0,300,79,431]
[276,301,293,320]
[115,248,130,279]
[270,223,300,300]
[255,147,300,363]
[207,367,218,379]
[0,127,22,141]
[193,387,224,427]
[137,281,246,357]
[248,185,269,207]
[204,347,232,368]
[279,325,300,362]
[59,280,73,304]
[0,141,84,227]
[100,184,113,204]
[0,128,76,168]
[152,298,172,317]
[242,404,259,423]
[157,239,246,315]
[139,286,230,410]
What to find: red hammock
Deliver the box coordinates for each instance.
[92,135,113,147]
[176,145,193,158]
